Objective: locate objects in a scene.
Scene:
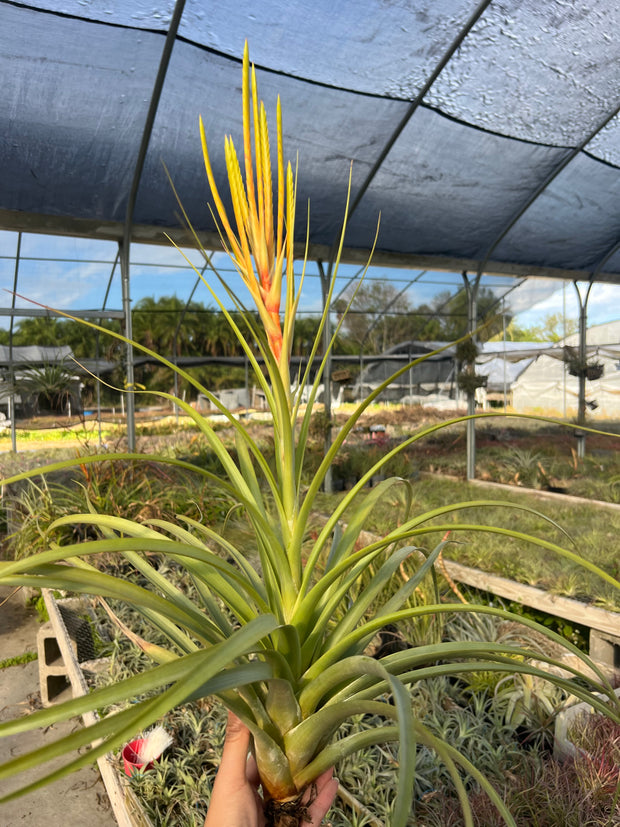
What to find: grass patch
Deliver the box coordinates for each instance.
[0,651,38,669]
[2,413,618,610]
[315,474,620,611]
[0,427,115,444]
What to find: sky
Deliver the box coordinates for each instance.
[2,229,620,336]
[513,281,620,331]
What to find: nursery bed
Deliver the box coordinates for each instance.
[90,585,620,827]
[40,589,154,827]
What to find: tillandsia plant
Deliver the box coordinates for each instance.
[1,43,620,827]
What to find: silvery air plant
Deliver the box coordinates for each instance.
[1,44,619,827]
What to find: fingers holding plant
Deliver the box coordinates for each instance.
[205,713,337,827]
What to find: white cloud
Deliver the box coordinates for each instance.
[3,261,113,311]
[515,281,620,329]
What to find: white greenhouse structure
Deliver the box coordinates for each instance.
[510,321,620,419]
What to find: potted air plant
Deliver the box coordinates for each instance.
[1,44,619,827]
[564,346,605,381]
[455,339,488,395]
[586,362,605,381]
[456,370,488,395]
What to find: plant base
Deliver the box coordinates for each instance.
[264,790,312,827]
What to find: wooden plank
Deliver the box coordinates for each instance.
[469,478,620,512]
[442,560,620,637]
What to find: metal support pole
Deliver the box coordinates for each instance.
[502,302,508,410]
[96,252,119,450]
[358,349,364,401]
[119,240,136,452]
[562,282,567,419]
[96,376,102,449]
[574,281,593,460]
[464,271,480,481]
[408,346,413,403]
[318,260,333,494]
[8,233,21,453]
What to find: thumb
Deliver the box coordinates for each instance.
[217,712,251,781]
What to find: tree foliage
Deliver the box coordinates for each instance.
[2,285,511,397]
[514,312,579,343]
[431,286,508,342]
[336,282,443,353]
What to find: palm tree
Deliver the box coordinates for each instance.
[12,316,64,348]
[132,296,184,355]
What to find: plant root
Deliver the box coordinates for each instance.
[264,784,315,827]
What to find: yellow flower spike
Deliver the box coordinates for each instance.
[199,118,243,264]
[200,41,290,369]
[251,153,272,295]
[225,136,250,230]
[252,65,265,237]
[260,104,274,269]
[225,138,255,287]
[285,164,295,286]
[276,98,285,259]
[242,43,257,225]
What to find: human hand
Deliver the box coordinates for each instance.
[204,712,338,827]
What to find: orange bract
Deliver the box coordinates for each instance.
[199,41,297,370]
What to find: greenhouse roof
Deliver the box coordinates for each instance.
[2,0,620,290]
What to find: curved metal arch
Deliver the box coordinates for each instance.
[323,0,494,279]
[476,102,620,279]
[569,233,620,457]
[344,0,494,231]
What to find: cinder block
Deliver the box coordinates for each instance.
[589,629,620,678]
[37,621,75,706]
[555,685,620,761]
[57,600,96,662]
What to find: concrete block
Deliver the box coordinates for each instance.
[37,621,75,706]
[589,629,620,679]
[36,596,102,706]
[57,599,96,662]
[554,686,620,761]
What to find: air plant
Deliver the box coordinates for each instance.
[136,726,174,765]
[1,43,619,827]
